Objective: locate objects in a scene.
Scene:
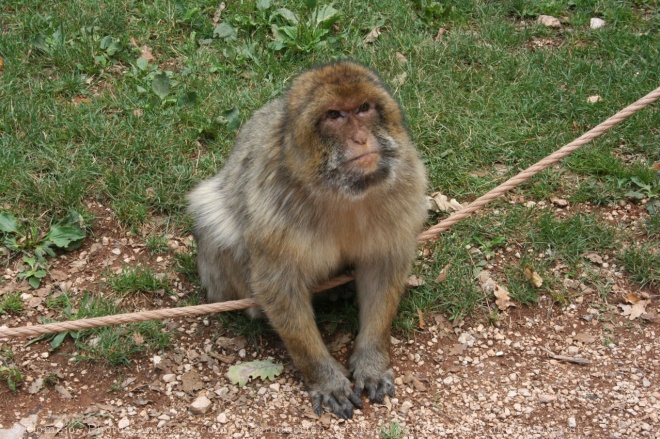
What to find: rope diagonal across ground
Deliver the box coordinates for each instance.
[1,86,658,339]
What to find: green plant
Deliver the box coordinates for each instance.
[473,235,506,260]
[268,1,341,53]
[381,421,405,439]
[414,0,452,26]
[0,210,86,288]
[0,366,24,393]
[622,172,660,214]
[0,292,24,314]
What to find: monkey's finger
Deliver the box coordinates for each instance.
[311,393,324,417]
[365,378,395,403]
[348,389,363,408]
[324,393,354,419]
[377,379,395,401]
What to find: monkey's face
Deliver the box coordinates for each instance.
[284,62,410,198]
[317,101,398,197]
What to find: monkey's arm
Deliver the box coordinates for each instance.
[249,254,362,419]
[349,252,412,403]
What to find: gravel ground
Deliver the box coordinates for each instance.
[1,299,658,439]
[1,202,658,439]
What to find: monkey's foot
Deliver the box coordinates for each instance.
[308,364,363,419]
[351,363,395,404]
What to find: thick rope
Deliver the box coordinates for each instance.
[418,86,660,242]
[1,87,658,339]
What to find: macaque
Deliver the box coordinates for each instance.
[188,61,427,419]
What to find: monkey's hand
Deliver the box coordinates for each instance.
[350,349,395,404]
[308,360,363,419]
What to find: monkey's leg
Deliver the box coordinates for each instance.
[349,260,408,403]
[251,264,362,419]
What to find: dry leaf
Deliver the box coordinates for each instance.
[587,95,602,103]
[395,52,408,64]
[640,311,660,324]
[407,275,425,287]
[584,252,604,265]
[619,301,649,320]
[523,265,543,288]
[417,308,426,329]
[0,56,4,71]
[652,162,660,171]
[132,332,145,346]
[435,27,447,41]
[430,192,463,212]
[449,343,467,356]
[363,27,381,44]
[623,291,644,304]
[550,196,569,207]
[479,270,515,310]
[139,45,156,62]
[28,378,44,394]
[412,377,427,392]
[435,264,452,283]
[493,163,510,176]
[620,291,649,320]
[71,96,90,106]
[328,333,352,353]
[537,15,561,28]
[493,284,514,310]
[55,385,73,399]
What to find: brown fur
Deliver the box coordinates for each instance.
[188,61,427,418]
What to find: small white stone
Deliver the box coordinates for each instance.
[162,374,176,383]
[590,17,606,29]
[117,418,130,429]
[568,417,577,428]
[269,383,280,392]
[538,15,561,28]
[217,412,228,424]
[400,401,413,415]
[190,395,212,415]
[539,394,557,403]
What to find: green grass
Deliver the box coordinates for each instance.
[29,292,170,367]
[106,265,170,295]
[620,243,660,288]
[1,0,658,334]
[0,292,24,315]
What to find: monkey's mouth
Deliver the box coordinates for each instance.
[345,151,380,170]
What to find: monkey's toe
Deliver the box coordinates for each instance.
[310,390,360,419]
[352,367,396,404]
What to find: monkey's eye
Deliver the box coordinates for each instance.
[357,102,370,113]
[325,110,342,120]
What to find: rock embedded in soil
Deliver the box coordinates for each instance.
[190,395,212,415]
